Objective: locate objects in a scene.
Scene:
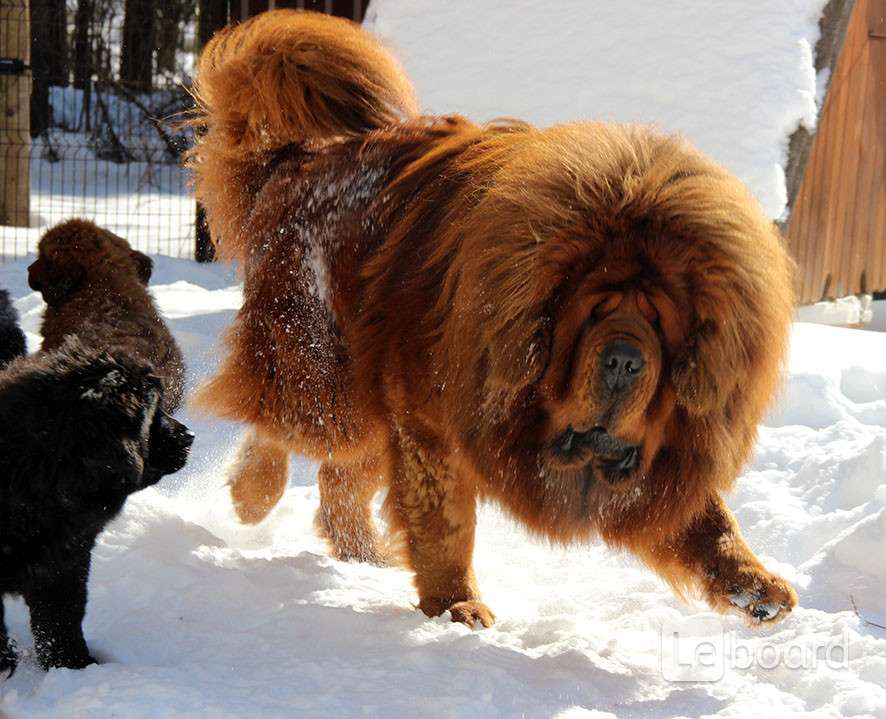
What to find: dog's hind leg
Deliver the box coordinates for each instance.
[316,455,388,565]
[229,428,290,524]
[0,600,17,677]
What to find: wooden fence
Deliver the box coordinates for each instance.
[786,0,886,303]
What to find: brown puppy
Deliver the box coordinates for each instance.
[29,219,185,412]
[190,10,797,627]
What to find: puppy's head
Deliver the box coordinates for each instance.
[73,356,193,495]
[2,344,195,508]
[28,219,153,305]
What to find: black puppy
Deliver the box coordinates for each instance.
[0,290,26,366]
[0,339,194,674]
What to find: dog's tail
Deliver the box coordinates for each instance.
[189,10,417,260]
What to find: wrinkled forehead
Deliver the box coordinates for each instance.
[548,248,692,352]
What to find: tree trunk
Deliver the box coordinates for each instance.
[44,0,69,81]
[30,0,68,136]
[73,0,93,90]
[1,0,32,227]
[198,0,229,47]
[120,0,156,91]
[156,0,184,76]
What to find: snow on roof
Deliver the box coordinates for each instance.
[365,0,829,220]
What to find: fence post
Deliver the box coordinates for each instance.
[0,0,31,227]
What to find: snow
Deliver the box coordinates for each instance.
[797,296,875,327]
[2,87,195,259]
[0,257,884,718]
[365,0,828,220]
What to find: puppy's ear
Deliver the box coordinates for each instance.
[79,367,128,405]
[29,258,86,306]
[131,251,153,285]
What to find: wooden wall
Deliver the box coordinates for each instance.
[786,0,886,303]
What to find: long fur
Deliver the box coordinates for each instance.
[0,290,26,366]
[190,10,797,627]
[189,9,418,262]
[28,219,186,412]
[0,340,193,673]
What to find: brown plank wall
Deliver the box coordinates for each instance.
[787,0,886,303]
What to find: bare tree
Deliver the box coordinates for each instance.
[73,0,94,90]
[30,0,69,136]
[197,0,229,48]
[120,0,156,91]
[157,0,195,77]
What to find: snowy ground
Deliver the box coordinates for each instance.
[0,256,883,718]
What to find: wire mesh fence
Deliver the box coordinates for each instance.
[0,0,200,258]
[0,0,368,260]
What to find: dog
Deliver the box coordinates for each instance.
[189,10,797,628]
[0,339,193,674]
[0,290,26,366]
[28,219,185,412]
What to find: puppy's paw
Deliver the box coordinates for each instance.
[449,601,496,629]
[0,639,17,678]
[38,649,97,671]
[712,569,797,624]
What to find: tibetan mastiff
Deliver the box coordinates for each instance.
[28,219,185,412]
[0,340,193,674]
[189,10,797,627]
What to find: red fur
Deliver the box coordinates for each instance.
[189,10,797,626]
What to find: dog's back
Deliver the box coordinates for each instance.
[29,220,185,412]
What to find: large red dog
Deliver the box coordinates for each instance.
[190,10,797,627]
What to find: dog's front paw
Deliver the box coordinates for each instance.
[0,638,17,678]
[418,596,496,629]
[711,569,797,624]
[449,600,496,629]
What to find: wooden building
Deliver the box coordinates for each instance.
[786,0,885,304]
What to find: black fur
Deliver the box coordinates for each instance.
[0,290,26,366]
[0,340,193,674]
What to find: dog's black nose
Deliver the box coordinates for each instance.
[601,340,644,393]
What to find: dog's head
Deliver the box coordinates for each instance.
[0,343,194,509]
[72,355,194,497]
[438,122,793,535]
[28,220,153,306]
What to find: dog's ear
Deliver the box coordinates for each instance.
[28,257,86,306]
[79,367,129,405]
[671,318,729,415]
[130,251,153,285]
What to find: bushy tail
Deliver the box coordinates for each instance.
[188,9,418,260]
